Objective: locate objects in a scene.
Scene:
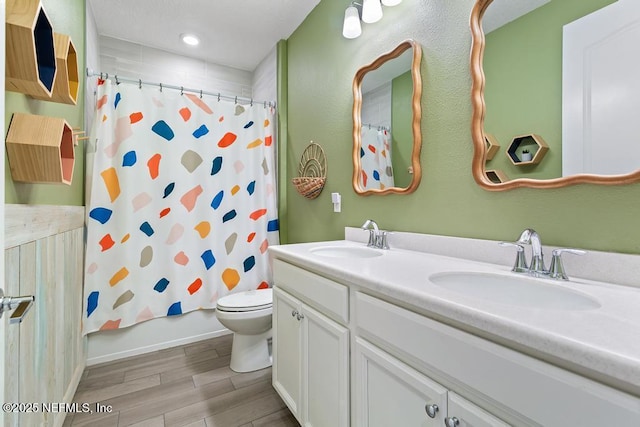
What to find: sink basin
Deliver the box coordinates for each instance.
[429,272,600,311]
[310,246,383,259]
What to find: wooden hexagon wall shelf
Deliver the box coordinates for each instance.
[5,0,57,99]
[484,133,500,161]
[6,113,75,185]
[506,134,549,166]
[485,169,508,184]
[31,33,79,104]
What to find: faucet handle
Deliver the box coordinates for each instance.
[378,231,391,250]
[549,248,586,280]
[499,242,528,273]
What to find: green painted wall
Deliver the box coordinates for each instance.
[483,0,615,180]
[283,0,640,254]
[5,0,85,206]
[391,70,412,188]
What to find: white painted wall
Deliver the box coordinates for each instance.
[84,15,278,365]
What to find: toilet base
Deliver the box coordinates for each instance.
[229,329,273,373]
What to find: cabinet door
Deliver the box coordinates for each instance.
[302,303,350,427]
[272,287,303,421]
[446,392,510,427]
[354,338,448,427]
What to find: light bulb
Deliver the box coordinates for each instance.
[180,33,200,46]
[382,0,402,6]
[342,5,362,39]
[362,0,383,23]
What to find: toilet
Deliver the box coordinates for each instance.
[215,288,273,373]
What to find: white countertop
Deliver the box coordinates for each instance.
[268,239,640,397]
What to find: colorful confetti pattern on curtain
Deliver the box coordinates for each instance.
[359,127,394,190]
[83,80,279,334]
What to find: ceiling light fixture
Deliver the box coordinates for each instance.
[180,33,200,46]
[342,0,402,39]
[342,3,362,39]
[362,0,383,23]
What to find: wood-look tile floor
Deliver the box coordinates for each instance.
[64,334,299,427]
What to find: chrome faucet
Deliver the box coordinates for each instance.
[501,229,587,280]
[361,219,390,249]
[517,228,547,276]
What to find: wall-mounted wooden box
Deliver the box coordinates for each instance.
[506,134,549,166]
[485,169,508,184]
[484,133,500,161]
[31,33,79,104]
[6,113,75,185]
[5,0,57,98]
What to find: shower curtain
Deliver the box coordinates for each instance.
[83,79,279,334]
[359,126,395,190]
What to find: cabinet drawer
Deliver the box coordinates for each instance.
[273,259,348,324]
[355,291,640,426]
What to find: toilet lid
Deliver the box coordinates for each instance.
[216,288,273,312]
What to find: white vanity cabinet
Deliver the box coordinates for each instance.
[272,260,350,427]
[355,291,640,426]
[355,337,507,427]
[270,253,640,426]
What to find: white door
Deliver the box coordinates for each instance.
[354,338,447,427]
[563,0,640,176]
[272,287,303,422]
[302,303,349,427]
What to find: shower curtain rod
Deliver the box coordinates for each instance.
[86,68,276,108]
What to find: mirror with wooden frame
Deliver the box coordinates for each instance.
[470,0,640,190]
[352,39,422,195]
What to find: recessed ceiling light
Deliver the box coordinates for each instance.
[180,33,200,46]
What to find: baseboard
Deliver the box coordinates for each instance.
[86,329,231,366]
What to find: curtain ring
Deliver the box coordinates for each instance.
[180,86,184,96]
[199,90,203,99]
[234,96,238,104]
[217,93,221,102]
[159,83,163,92]
[115,75,120,85]
[250,98,253,107]
[139,79,142,89]
[100,72,104,80]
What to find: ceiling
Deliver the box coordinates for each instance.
[87,0,321,72]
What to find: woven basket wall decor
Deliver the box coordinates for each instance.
[292,141,327,199]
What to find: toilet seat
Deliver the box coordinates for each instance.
[216,288,273,312]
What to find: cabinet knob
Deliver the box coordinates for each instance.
[296,312,305,321]
[425,403,439,418]
[291,309,298,317]
[444,417,460,427]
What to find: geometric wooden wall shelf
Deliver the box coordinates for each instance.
[31,34,79,104]
[485,169,508,184]
[6,113,75,185]
[5,0,57,99]
[506,133,549,166]
[484,133,500,161]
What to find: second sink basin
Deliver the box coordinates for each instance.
[429,272,600,311]
[310,245,383,259]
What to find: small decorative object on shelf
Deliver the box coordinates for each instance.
[484,133,500,161]
[506,134,549,166]
[5,113,75,185]
[6,0,57,98]
[292,141,327,199]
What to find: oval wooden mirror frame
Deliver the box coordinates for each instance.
[470,0,640,190]
[352,39,423,195]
